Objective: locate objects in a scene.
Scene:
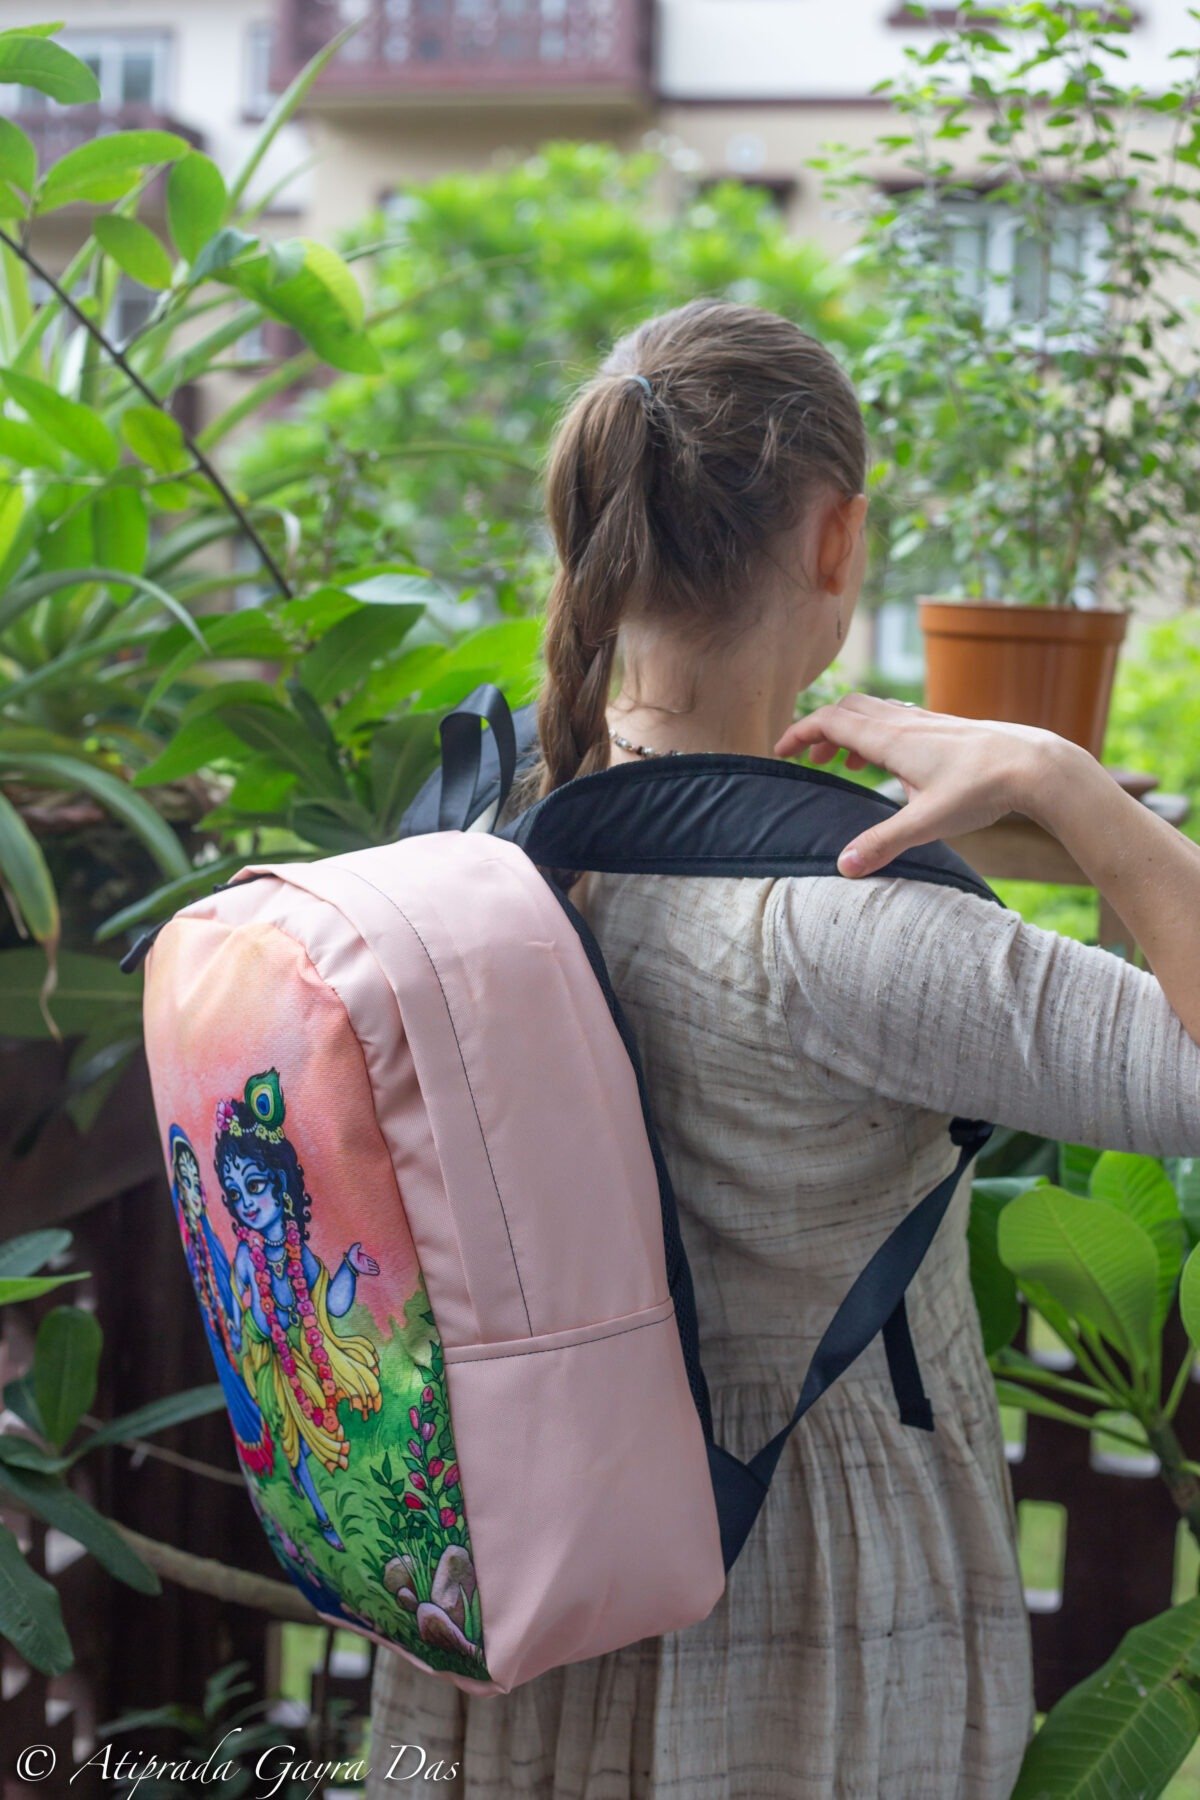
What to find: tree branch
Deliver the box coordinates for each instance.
[0,226,293,600]
[113,1523,322,1623]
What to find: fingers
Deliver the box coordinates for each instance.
[838,797,946,878]
[774,696,900,768]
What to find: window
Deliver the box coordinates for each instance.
[939,195,1108,336]
[244,22,276,118]
[114,279,155,346]
[6,33,169,114]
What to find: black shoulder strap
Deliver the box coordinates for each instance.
[428,693,997,1571]
[503,750,996,899]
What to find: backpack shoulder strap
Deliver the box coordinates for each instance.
[502,750,997,901]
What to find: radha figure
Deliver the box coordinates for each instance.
[168,1125,273,1477]
[215,1069,382,1549]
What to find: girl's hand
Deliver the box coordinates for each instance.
[345,1242,380,1276]
[774,695,1079,877]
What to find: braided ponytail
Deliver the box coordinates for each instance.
[523,299,867,803]
[535,374,657,796]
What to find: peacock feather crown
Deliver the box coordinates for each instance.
[215,1068,286,1143]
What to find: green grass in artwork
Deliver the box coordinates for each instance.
[243,1279,488,1682]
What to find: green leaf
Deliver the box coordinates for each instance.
[0,1230,72,1280]
[0,788,59,945]
[0,369,119,473]
[1171,1158,1200,1246]
[0,1273,86,1305]
[0,481,24,573]
[0,414,64,471]
[997,1185,1158,1372]
[298,239,364,329]
[77,1384,224,1454]
[93,215,174,291]
[34,1307,102,1449]
[968,1179,1034,1357]
[140,609,290,717]
[1012,1596,1200,1799]
[0,117,36,193]
[95,855,252,942]
[0,1520,72,1676]
[132,714,244,787]
[229,238,381,374]
[92,486,148,580]
[369,711,441,833]
[1179,1244,1200,1349]
[120,404,190,475]
[1058,1142,1101,1196]
[0,34,99,105]
[1088,1152,1186,1327]
[298,602,423,703]
[40,129,190,210]
[0,949,140,1040]
[0,1463,158,1595]
[166,152,227,262]
[0,752,191,880]
[992,1379,1101,1431]
[189,226,259,286]
[222,702,349,799]
[0,1433,66,1473]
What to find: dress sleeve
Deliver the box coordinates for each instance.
[768,873,1200,1156]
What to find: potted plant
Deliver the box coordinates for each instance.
[830,1,1200,758]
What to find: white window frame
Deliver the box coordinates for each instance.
[59,31,171,113]
[244,21,277,119]
[940,194,1109,346]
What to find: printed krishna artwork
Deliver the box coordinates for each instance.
[161,1064,487,1680]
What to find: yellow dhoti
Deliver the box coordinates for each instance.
[243,1264,381,1474]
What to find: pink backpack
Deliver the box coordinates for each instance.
[135,688,993,1694]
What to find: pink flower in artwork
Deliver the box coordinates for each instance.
[215,1099,236,1134]
[410,1473,427,1490]
[439,1507,457,1528]
[421,1421,434,1442]
[422,1386,434,1405]
[409,1406,420,1429]
[403,1493,425,1511]
[408,1438,423,1459]
[428,1458,444,1478]
[444,1464,459,1490]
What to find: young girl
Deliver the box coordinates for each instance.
[367,299,1200,1798]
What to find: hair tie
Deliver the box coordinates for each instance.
[628,372,653,399]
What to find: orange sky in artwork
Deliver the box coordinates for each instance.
[143,916,422,1324]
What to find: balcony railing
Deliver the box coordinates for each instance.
[275,0,653,103]
[13,105,205,197]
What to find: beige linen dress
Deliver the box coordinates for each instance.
[367,868,1200,1800]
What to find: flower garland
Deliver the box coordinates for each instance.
[237,1196,373,1473]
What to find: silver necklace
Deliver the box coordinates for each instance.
[608,727,684,759]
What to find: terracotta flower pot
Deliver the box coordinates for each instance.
[918,599,1128,760]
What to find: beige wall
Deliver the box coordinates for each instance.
[301,102,648,242]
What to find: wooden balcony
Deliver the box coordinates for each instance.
[274,0,654,110]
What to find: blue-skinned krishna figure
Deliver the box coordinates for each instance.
[168,1125,273,1477]
[214,1070,383,1550]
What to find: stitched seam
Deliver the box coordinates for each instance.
[448,1312,672,1363]
[346,867,534,1337]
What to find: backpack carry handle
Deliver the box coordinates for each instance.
[437,684,518,833]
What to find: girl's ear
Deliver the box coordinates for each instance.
[815,493,869,596]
